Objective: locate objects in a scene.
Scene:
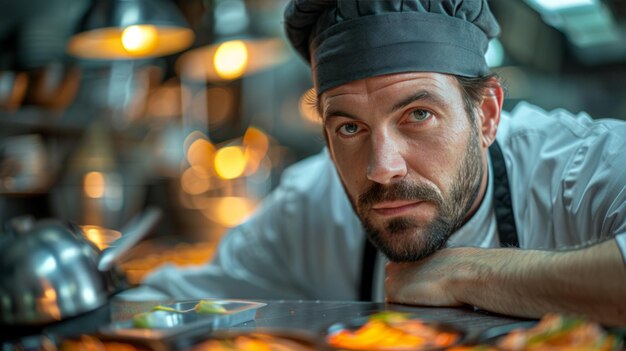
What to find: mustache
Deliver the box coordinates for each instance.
[358,181,443,209]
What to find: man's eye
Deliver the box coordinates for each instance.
[338,123,360,136]
[409,109,432,122]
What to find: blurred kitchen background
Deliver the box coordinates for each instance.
[0,0,624,284]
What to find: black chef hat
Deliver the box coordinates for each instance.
[284,0,500,94]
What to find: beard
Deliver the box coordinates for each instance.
[349,125,484,263]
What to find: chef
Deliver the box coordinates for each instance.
[133,0,626,325]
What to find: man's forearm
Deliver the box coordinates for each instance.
[386,239,626,325]
[453,239,626,325]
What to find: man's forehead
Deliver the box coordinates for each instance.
[321,72,457,102]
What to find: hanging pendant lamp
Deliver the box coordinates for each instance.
[67,0,195,59]
[175,0,288,82]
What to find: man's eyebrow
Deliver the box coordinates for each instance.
[389,91,444,113]
[323,108,359,121]
[322,90,445,121]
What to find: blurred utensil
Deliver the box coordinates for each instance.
[98,206,161,271]
[0,207,161,326]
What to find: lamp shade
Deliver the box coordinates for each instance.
[67,0,194,59]
[176,37,288,82]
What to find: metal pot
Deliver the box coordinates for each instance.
[0,207,161,326]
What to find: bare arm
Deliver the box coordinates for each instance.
[385,239,626,326]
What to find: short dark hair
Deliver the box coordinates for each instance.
[456,73,501,120]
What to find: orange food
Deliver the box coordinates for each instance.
[190,333,315,351]
[60,335,144,351]
[327,312,460,350]
[497,314,620,351]
[445,346,498,351]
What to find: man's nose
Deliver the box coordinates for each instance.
[367,133,408,184]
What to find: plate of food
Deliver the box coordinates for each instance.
[325,311,465,351]
[99,299,267,342]
[477,313,623,351]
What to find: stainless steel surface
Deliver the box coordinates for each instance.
[0,219,108,325]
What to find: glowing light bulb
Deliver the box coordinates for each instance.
[121,25,158,56]
[213,40,248,80]
[214,146,246,179]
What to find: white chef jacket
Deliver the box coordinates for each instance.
[132,102,626,302]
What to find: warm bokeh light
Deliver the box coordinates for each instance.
[81,225,122,250]
[213,40,248,80]
[214,146,246,179]
[242,127,270,176]
[202,196,257,227]
[121,25,158,55]
[243,127,269,155]
[183,130,209,153]
[84,172,105,198]
[181,167,211,195]
[187,138,215,175]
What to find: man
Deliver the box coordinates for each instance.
[136,0,626,325]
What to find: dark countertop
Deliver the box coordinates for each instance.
[1,299,529,349]
[237,300,525,334]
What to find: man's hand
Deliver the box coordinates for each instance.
[385,240,626,326]
[385,248,478,307]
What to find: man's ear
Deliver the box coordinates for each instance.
[478,78,503,148]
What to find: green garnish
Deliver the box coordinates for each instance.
[131,312,153,328]
[130,300,227,329]
[194,300,227,314]
[151,305,179,313]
